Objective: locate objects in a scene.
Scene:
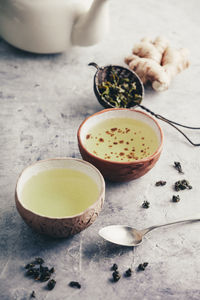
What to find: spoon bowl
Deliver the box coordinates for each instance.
[99,225,143,247]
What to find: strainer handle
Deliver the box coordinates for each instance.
[138,104,200,147]
[88,62,100,70]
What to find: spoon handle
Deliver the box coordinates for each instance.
[141,218,200,236]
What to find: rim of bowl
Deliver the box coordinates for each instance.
[77,108,164,165]
[15,157,105,220]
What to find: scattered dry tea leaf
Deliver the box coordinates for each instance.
[125,268,132,277]
[137,262,148,271]
[112,271,121,282]
[174,180,192,191]
[174,161,184,174]
[30,291,36,298]
[47,279,56,290]
[142,200,150,208]
[69,281,81,289]
[172,195,180,202]
[155,181,166,186]
[111,264,118,271]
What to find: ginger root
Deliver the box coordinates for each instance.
[133,36,169,64]
[125,37,190,92]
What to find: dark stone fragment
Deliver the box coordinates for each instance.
[47,279,56,290]
[69,281,81,289]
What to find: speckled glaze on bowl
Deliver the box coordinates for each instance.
[15,158,105,238]
[78,108,163,182]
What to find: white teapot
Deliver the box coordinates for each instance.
[0,0,109,53]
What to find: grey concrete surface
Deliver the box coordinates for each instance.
[1,0,200,299]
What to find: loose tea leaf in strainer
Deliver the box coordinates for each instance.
[89,62,200,146]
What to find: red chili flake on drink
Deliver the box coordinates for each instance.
[86,134,91,139]
[111,128,117,132]
[119,152,124,156]
[99,138,104,142]
[119,140,124,144]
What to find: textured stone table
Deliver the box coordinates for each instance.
[1,0,200,299]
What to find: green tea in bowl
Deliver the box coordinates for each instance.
[21,168,100,218]
[78,108,163,182]
[15,158,105,237]
[84,117,159,162]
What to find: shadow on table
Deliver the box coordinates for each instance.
[83,239,133,261]
[0,38,62,61]
[0,208,76,260]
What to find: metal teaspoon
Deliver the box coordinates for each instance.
[99,218,200,247]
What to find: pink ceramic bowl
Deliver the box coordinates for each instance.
[77,108,163,182]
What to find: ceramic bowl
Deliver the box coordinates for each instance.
[15,158,105,238]
[78,108,163,182]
